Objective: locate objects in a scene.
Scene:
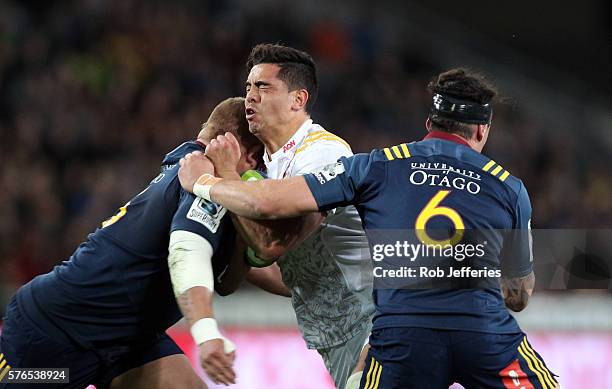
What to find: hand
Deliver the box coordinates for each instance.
[205,132,242,179]
[199,339,236,385]
[178,151,215,193]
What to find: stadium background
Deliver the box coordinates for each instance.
[0,0,610,387]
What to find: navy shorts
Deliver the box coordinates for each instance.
[0,298,183,389]
[360,327,558,389]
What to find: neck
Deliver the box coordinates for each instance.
[262,114,309,155]
[425,129,483,153]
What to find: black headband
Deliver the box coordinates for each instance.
[430,93,492,124]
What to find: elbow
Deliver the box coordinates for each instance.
[505,297,529,312]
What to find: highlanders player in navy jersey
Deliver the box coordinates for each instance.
[0,97,262,388]
[178,70,559,388]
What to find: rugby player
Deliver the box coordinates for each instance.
[178,69,559,388]
[0,97,262,388]
[187,43,375,389]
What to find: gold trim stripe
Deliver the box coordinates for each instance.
[302,131,332,144]
[383,148,394,161]
[364,357,376,389]
[304,130,327,140]
[366,359,382,389]
[0,359,5,370]
[482,160,496,172]
[294,140,351,155]
[499,171,510,182]
[400,143,411,158]
[304,130,348,146]
[295,133,352,155]
[0,365,10,382]
[491,165,503,176]
[391,146,403,159]
[518,341,549,389]
[523,338,557,387]
[372,360,383,389]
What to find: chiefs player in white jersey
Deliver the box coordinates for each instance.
[186,43,374,389]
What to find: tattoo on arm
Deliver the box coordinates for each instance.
[500,271,535,312]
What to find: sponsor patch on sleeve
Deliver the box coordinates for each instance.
[186,198,227,233]
[313,161,345,184]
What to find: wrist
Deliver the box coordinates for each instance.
[191,317,237,353]
[192,174,222,200]
[190,317,222,345]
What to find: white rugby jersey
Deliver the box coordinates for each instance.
[264,119,374,349]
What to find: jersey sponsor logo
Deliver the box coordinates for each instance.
[409,162,481,194]
[186,198,227,233]
[499,359,535,389]
[313,161,345,184]
[282,140,296,153]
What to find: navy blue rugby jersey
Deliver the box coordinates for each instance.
[17,140,236,349]
[303,131,533,334]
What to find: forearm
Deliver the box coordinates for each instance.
[501,271,535,312]
[208,176,318,219]
[231,212,324,259]
[247,264,291,297]
[177,286,214,327]
[167,230,217,323]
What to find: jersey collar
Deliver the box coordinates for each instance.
[264,118,313,163]
[424,130,471,147]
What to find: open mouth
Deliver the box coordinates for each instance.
[245,108,256,120]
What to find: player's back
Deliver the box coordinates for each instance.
[314,133,532,334]
[16,141,235,352]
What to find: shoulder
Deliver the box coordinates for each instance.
[376,143,413,161]
[295,124,352,158]
[162,140,205,165]
[479,158,524,196]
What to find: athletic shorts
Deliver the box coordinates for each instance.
[0,297,183,389]
[360,327,559,389]
[318,320,372,389]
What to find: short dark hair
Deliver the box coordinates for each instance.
[203,97,262,155]
[246,43,318,113]
[427,68,498,138]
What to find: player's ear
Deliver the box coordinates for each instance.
[425,117,433,131]
[244,147,261,170]
[291,89,309,112]
[475,124,488,142]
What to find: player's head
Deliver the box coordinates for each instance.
[199,97,264,172]
[426,68,497,153]
[245,43,318,137]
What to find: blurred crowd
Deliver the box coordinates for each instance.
[0,0,610,304]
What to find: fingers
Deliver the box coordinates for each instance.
[180,150,205,164]
[224,132,240,150]
[203,352,236,385]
